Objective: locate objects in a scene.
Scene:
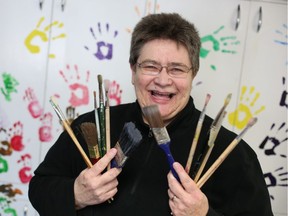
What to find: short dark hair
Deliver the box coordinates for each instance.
[129,13,201,77]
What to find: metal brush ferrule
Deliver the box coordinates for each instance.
[151,127,170,144]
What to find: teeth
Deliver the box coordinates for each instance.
[151,91,174,98]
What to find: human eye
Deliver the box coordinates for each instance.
[142,62,159,72]
[169,66,186,75]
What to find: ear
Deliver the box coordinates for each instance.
[130,64,136,85]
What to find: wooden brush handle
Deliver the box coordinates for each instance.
[62,120,93,168]
[196,139,238,188]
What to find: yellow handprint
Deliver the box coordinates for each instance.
[228,86,265,129]
[24,17,66,58]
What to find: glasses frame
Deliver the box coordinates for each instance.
[136,60,192,78]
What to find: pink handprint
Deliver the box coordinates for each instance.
[17,154,32,183]
[23,87,43,118]
[59,64,90,107]
[108,80,122,106]
[39,112,53,142]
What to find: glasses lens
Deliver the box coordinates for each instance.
[167,65,189,78]
[138,62,161,75]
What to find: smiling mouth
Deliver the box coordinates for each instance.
[151,90,175,99]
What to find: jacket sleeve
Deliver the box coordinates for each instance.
[28,126,88,216]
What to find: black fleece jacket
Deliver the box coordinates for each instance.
[29,97,273,216]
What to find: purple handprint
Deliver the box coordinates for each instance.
[85,22,118,60]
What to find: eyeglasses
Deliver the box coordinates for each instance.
[136,61,192,78]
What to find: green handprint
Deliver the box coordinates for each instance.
[228,86,265,129]
[24,16,66,58]
[200,26,240,70]
[1,73,19,102]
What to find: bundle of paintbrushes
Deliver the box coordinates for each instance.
[142,93,257,187]
[185,93,257,188]
[91,75,112,166]
[142,105,180,182]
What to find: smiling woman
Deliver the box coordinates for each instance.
[28,13,273,216]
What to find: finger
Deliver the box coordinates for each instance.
[92,148,117,175]
[173,162,198,193]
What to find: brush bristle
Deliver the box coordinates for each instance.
[205,94,211,105]
[248,117,257,127]
[142,105,164,128]
[225,93,232,105]
[80,122,99,159]
[104,79,110,92]
[118,122,142,155]
[112,122,142,167]
[97,74,103,84]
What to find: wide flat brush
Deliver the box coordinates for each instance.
[142,105,180,181]
[111,122,143,168]
[196,117,258,188]
[185,93,211,174]
[49,97,93,168]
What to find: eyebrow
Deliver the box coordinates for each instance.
[140,59,189,66]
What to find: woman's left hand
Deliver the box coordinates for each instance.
[167,162,209,216]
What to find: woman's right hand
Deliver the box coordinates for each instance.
[74,148,122,209]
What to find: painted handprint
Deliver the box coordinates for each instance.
[274,24,288,46]
[59,64,90,107]
[126,1,160,33]
[264,167,288,200]
[23,87,43,118]
[0,72,19,102]
[85,23,118,60]
[39,113,53,142]
[200,26,240,70]
[0,156,8,173]
[17,154,32,184]
[259,122,287,158]
[228,86,265,129]
[280,76,287,108]
[8,121,25,152]
[0,184,22,198]
[0,184,22,216]
[108,80,122,106]
[24,16,66,58]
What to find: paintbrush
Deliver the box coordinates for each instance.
[111,122,143,168]
[142,105,180,181]
[194,94,231,182]
[104,79,111,170]
[185,93,211,174]
[194,111,227,182]
[93,91,101,152]
[196,117,258,188]
[80,122,101,164]
[49,96,93,168]
[98,74,106,157]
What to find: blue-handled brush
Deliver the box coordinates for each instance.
[142,105,180,182]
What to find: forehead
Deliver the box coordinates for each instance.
[139,39,190,65]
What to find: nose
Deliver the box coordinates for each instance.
[154,67,172,85]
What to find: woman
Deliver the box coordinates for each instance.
[29,13,273,216]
